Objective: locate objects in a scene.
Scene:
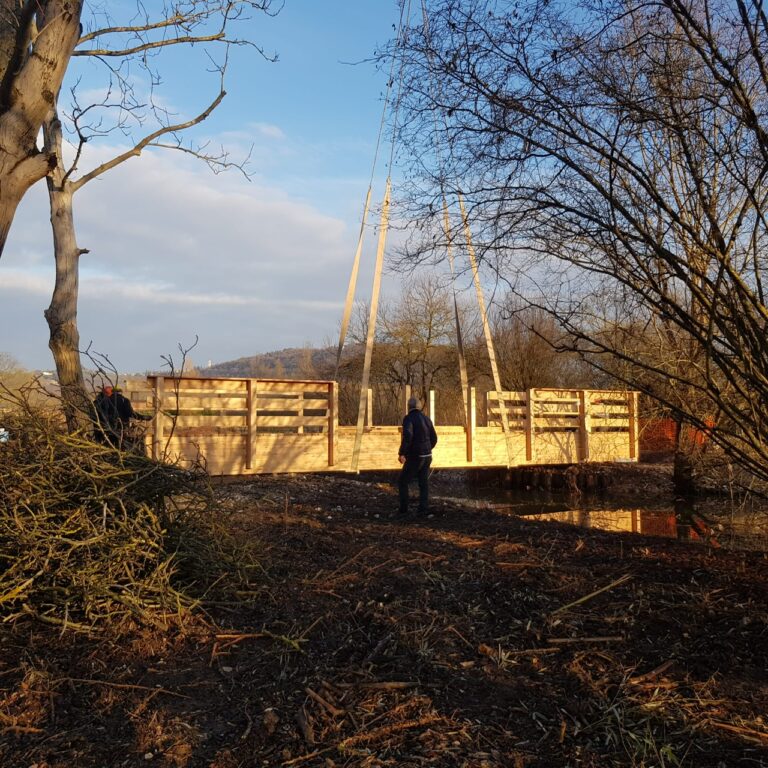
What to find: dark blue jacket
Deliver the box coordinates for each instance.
[399,409,437,459]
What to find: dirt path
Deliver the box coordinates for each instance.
[2,473,767,767]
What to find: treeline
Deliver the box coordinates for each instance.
[203,275,622,427]
[331,277,599,426]
[0,354,32,393]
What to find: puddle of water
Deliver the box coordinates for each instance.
[520,507,702,543]
[431,482,768,551]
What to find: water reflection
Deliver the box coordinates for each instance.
[431,482,768,550]
[522,506,703,543]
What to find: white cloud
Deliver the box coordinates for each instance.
[0,143,372,371]
[250,122,286,140]
[0,270,52,296]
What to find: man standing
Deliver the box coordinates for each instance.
[398,395,438,516]
[92,384,150,449]
[92,384,119,445]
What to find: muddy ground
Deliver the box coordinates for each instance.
[1,468,767,767]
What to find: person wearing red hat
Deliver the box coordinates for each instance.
[92,384,118,445]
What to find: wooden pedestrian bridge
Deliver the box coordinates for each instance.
[129,375,639,476]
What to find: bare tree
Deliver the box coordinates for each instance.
[485,299,595,392]
[0,1,83,257]
[0,351,34,395]
[40,1,277,430]
[378,274,457,400]
[396,0,768,485]
[338,275,467,424]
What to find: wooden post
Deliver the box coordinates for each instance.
[628,391,639,460]
[634,392,640,459]
[151,375,165,461]
[578,390,591,462]
[466,386,476,463]
[404,383,411,415]
[366,388,373,428]
[428,389,436,425]
[525,388,535,463]
[246,379,256,470]
[298,389,305,435]
[328,381,337,467]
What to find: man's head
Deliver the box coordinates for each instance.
[407,396,421,411]
[102,385,113,396]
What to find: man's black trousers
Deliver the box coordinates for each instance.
[398,455,432,515]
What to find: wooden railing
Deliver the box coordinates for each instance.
[131,376,336,474]
[130,377,638,475]
[486,389,639,464]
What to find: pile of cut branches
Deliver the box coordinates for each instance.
[0,395,217,635]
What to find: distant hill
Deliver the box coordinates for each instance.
[202,347,337,380]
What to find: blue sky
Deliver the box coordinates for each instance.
[1,1,407,373]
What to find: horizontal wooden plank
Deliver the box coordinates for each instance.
[590,395,631,405]
[159,408,246,417]
[487,395,527,404]
[168,391,248,400]
[490,417,527,428]
[150,373,331,383]
[257,415,330,428]
[255,432,328,443]
[173,380,247,393]
[532,389,580,399]
[254,382,331,395]
[257,396,328,410]
[251,377,333,386]
[128,390,153,400]
[160,399,247,410]
[168,415,246,428]
[172,427,247,437]
[590,405,629,415]
[338,426,402,434]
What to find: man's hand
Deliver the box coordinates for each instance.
[398,455,405,465]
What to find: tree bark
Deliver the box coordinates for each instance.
[43,112,90,432]
[0,152,55,251]
[672,420,696,497]
[0,0,83,257]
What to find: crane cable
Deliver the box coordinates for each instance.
[458,192,513,467]
[334,1,408,380]
[350,0,412,472]
[442,195,470,423]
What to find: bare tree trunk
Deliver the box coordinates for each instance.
[43,113,90,432]
[672,419,695,497]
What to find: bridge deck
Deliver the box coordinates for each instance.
[131,376,639,475]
